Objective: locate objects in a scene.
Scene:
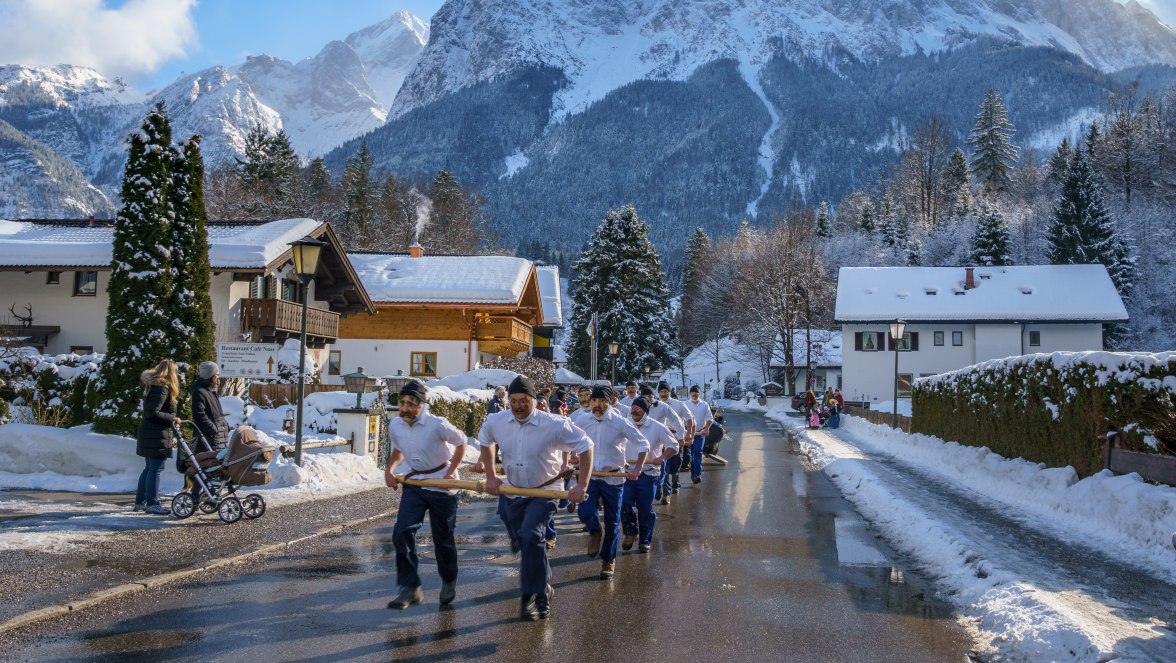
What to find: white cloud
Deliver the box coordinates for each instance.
[0,0,198,78]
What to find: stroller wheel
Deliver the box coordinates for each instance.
[199,499,218,514]
[242,494,266,519]
[171,492,196,519]
[218,496,243,524]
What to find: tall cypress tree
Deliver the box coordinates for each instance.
[568,204,676,380]
[94,103,180,434]
[967,89,1019,192]
[970,201,1012,266]
[1047,149,1136,297]
[169,135,216,377]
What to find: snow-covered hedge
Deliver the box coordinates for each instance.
[914,351,1176,476]
[0,348,101,426]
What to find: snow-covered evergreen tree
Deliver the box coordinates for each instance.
[340,142,379,249]
[169,135,216,376]
[679,226,711,349]
[815,201,831,238]
[859,203,875,233]
[941,147,973,221]
[905,237,923,266]
[967,89,1019,192]
[567,204,676,380]
[1047,137,1073,187]
[93,103,180,434]
[1047,149,1136,298]
[970,201,1012,266]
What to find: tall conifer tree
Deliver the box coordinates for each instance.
[679,227,712,349]
[169,135,216,376]
[94,104,180,434]
[815,201,831,238]
[568,205,676,380]
[970,201,1012,266]
[967,89,1019,192]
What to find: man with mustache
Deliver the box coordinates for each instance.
[657,381,694,499]
[384,381,469,610]
[577,385,649,580]
[622,397,679,553]
[478,376,594,621]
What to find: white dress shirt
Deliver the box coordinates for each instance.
[664,397,693,439]
[612,401,631,418]
[685,398,714,432]
[631,417,678,477]
[578,405,649,485]
[619,394,637,406]
[388,409,468,494]
[569,406,594,428]
[477,408,593,497]
[647,399,684,438]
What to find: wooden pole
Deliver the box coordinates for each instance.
[394,475,570,500]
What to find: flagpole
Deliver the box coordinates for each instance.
[590,312,598,382]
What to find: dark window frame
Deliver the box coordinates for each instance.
[951,331,963,346]
[934,331,944,346]
[328,350,342,376]
[73,271,97,297]
[46,271,61,285]
[70,345,94,355]
[1029,331,1041,347]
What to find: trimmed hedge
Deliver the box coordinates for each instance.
[425,393,490,438]
[913,351,1176,477]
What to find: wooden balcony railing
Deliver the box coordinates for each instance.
[477,316,531,355]
[240,298,340,348]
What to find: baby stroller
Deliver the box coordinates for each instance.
[171,423,273,523]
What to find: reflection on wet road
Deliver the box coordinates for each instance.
[4,412,975,662]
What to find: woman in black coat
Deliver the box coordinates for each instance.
[135,359,183,515]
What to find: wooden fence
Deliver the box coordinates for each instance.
[248,383,347,407]
[844,406,913,433]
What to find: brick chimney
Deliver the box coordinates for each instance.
[409,243,424,258]
[964,266,976,290]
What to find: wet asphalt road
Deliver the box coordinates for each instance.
[4,412,975,662]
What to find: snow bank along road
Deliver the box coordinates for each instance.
[733,403,1176,662]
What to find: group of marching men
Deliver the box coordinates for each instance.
[381,374,714,621]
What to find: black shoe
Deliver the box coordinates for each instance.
[692,475,702,484]
[510,537,519,553]
[672,484,680,494]
[536,586,552,619]
[439,580,457,606]
[654,486,663,501]
[387,586,423,610]
[520,595,539,621]
[622,534,636,551]
[638,543,651,554]
[660,494,670,506]
[566,502,576,514]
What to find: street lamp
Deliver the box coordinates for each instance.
[343,367,375,409]
[289,234,327,466]
[608,341,619,386]
[889,319,907,429]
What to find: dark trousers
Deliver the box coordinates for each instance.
[506,497,558,596]
[393,485,458,589]
[669,443,690,480]
[135,457,166,506]
[621,473,657,546]
[691,435,706,478]
[577,479,623,562]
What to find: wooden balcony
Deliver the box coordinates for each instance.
[240,298,340,349]
[476,315,531,356]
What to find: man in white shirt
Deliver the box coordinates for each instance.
[658,381,695,498]
[622,397,679,554]
[639,384,684,502]
[684,385,714,484]
[568,384,594,427]
[618,380,639,406]
[576,385,648,579]
[608,385,631,418]
[383,381,469,610]
[478,376,593,621]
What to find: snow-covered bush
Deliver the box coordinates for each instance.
[275,339,320,384]
[0,348,101,427]
[483,355,555,391]
[914,351,1176,476]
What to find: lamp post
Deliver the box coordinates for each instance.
[289,235,327,466]
[889,319,907,429]
[343,367,374,409]
[608,341,619,386]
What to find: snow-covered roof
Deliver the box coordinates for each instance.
[535,265,562,326]
[347,253,534,304]
[835,266,1128,323]
[772,330,842,368]
[0,218,322,270]
[555,366,585,385]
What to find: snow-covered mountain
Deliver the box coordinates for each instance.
[393,0,1176,119]
[0,118,113,218]
[345,10,431,110]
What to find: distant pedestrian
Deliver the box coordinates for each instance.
[833,388,845,410]
[135,359,183,515]
[190,361,229,451]
[684,386,713,484]
[487,386,507,415]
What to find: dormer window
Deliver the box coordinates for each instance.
[979,272,992,280]
[953,287,965,296]
[1020,287,1033,295]
[925,288,938,296]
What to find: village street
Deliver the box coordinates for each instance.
[0,412,975,662]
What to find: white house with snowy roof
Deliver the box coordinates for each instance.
[0,218,373,362]
[770,330,843,394]
[834,265,1128,405]
[332,246,561,382]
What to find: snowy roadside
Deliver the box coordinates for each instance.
[721,399,1176,662]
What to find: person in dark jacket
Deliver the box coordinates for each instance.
[135,359,184,515]
[190,361,229,451]
[487,387,507,415]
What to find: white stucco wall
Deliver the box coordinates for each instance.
[325,339,477,384]
[841,322,1106,404]
[0,270,112,354]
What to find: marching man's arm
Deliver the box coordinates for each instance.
[480,443,502,495]
[384,448,405,490]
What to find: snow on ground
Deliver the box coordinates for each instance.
[724,398,1176,661]
[660,336,769,394]
[427,368,517,393]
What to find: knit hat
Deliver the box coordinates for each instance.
[631,397,651,414]
[657,380,671,392]
[198,361,219,380]
[639,385,655,397]
[689,385,701,394]
[590,385,610,400]
[400,380,428,403]
[508,375,537,398]
[625,380,637,387]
